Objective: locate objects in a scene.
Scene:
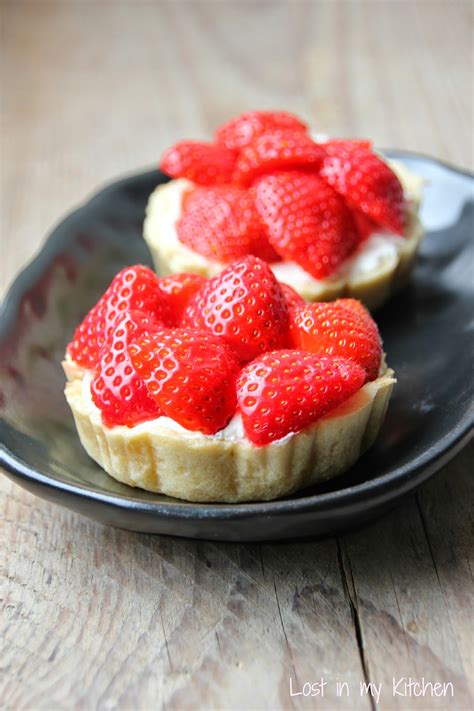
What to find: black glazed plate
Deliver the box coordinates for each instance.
[1,152,473,541]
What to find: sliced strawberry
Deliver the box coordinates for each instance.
[91,311,162,427]
[336,298,376,327]
[177,186,280,264]
[237,350,365,445]
[215,110,308,151]
[157,273,205,326]
[280,283,305,311]
[319,143,406,234]
[254,171,359,279]
[182,256,289,363]
[160,140,237,186]
[130,328,239,435]
[323,138,372,151]
[351,208,379,242]
[233,130,324,186]
[67,265,167,370]
[289,299,382,381]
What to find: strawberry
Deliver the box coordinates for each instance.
[253,171,359,279]
[319,142,405,234]
[336,298,375,327]
[157,273,205,326]
[67,265,167,370]
[322,138,372,151]
[289,299,382,381]
[233,130,324,186]
[351,208,379,242]
[237,350,365,445]
[177,186,280,264]
[182,256,289,363]
[280,283,305,311]
[129,328,240,435]
[215,110,308,151]
[91,311,162,427]
[160,140,237,186]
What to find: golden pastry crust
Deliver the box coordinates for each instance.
[143,161,424,311]
[64,365,395,503]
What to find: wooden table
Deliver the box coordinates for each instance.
[1,2,472,709]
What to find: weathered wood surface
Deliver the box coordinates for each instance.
[0,1,472,709]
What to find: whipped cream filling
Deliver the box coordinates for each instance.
[149,158,423,291]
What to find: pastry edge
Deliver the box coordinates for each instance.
[64,367,395,503]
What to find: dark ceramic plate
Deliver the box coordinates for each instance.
[1,152,473,541]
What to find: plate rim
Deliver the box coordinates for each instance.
[1,150,473,521]
[1,425,472,520]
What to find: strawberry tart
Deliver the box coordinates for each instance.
[64,258,395,503]
[144,110,423,311]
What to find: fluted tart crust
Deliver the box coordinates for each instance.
[64,361,395,503]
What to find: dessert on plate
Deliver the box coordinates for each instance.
[64,257,395,503]
[144,110,423,310]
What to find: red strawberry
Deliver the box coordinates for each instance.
[160,140,237,186]
[215,110,308,151]
[233,130,324,185]
[323,139,372,151]
[177,186,280,264]
[91,311,162,427]
[253,171,359,279]
[130,328,239,434]
[319,143,405,234]
[351,208,379,242]
[289,299,382,381]
[336,298,375,327]
[67,265,167,369]
[157,273,205,326]
[237,350,365,445]
[280,283,305,311]
[182,256,289,363]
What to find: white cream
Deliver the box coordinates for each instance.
[341,233,403,277]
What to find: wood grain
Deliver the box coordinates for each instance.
[0,1,472,709]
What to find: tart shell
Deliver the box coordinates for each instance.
[64,366,395,503]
